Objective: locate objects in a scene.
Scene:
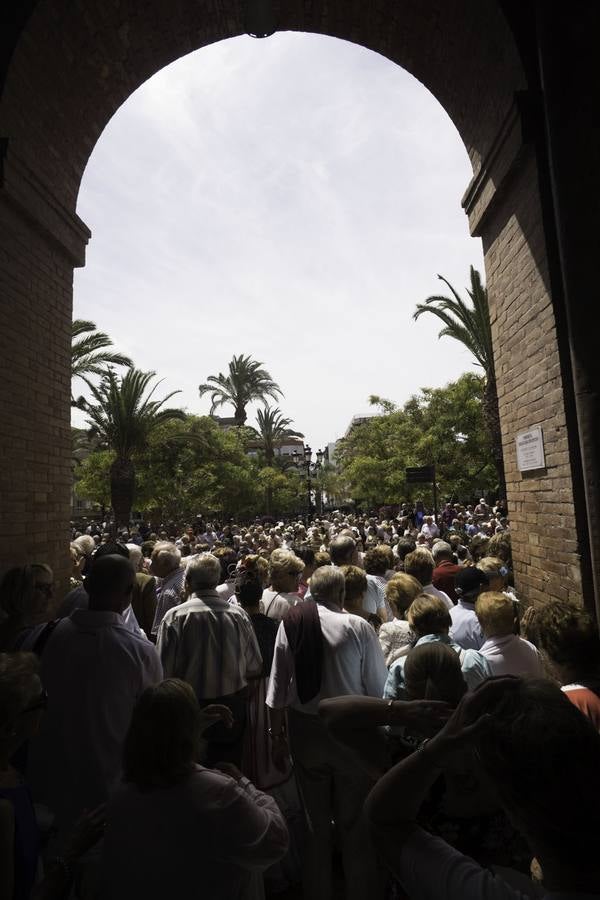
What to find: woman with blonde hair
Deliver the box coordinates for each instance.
[378,574,421,667]
[261,551,304,622]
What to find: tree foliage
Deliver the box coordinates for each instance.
[71,319,132,406]
[413,268,505,497]
[75,415,308,521]
[336,373,497,506]
[247,406,303,465]
[83,368,186,526]
[198,354,282,426]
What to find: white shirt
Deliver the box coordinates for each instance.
[364,574,392,618]
[479,633,543,677]
[27,609,162,833]
[102,766,288,900]
[450,598,485,649]
[261,589,298,622]
[266,601,388,715]
[420,522,439,539]
[422,583,454,611]
[378,619,414,668]
[215,580,236,601]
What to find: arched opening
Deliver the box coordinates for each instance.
[72,32,485,458]
[0,0,595,612]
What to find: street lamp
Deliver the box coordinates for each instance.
[244,0,277,38]
[292,445,324,521]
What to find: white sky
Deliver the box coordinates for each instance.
[73,32,484,453]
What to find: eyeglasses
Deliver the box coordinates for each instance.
[34,583,53,597]
[21,689,48,715]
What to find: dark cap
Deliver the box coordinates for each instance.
[455,566,489,598]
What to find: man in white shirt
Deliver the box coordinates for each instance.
[27,554,162,839]
[267,566,387,900]
[449,567,490,650]
[420,515,439,541]
[305,534,391,621]
[476,591,543,677]
[157,553,263,766]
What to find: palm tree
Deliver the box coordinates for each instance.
[249,406,304,464]
[198,354,282,426]
[84,368,186,527]
[413,266,505,498]
[247,406,303,514]
[71,319,133,407]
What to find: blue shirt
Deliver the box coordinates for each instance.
[450,599,485,650]
[383,633,492,698]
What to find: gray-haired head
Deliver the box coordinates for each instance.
[73,534,95,558]
[126,543,143,571]
[186,553,221,592]
[309,566,345,608]
[329,534,356,566]
[431,541,453,562]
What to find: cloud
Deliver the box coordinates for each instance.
[74,32,484,451]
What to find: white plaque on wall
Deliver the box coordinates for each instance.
[516,426,545,472]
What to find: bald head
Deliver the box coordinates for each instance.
[329,535,357,566]
[85,555,135,613]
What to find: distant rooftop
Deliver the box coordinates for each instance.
[344,414,375,439]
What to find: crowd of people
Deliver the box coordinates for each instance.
[1,500,600,900]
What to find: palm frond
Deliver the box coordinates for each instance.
[413,269,492,375]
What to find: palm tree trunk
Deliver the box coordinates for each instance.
[110,456,135,529]
[234,403,247,427]
[483,377,506,501]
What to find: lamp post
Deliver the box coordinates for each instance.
[292,445,324,522]
[244,0,276,38]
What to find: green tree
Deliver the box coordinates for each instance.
[257,466,304,517]
[198,354,282,426]
[136,417,261,520]
[84,368,186,527]
[413,267,505,498]
[336,373,496,506]
[71,319,133,407]
[248,406,304,465]
[74,449,113,508]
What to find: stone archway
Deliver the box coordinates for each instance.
[0,0,596,611]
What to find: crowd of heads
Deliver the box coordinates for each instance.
[2,495,600,898]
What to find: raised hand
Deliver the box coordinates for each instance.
[199,704,234,733]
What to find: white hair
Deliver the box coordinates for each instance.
[186,553,221,591]
[126,543,143,569]
[73,534,95,557]
[152,542,181,569]
[309,566,345,604]
[431,541,453,561]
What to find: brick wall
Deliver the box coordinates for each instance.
[480,151,583,606]
[0,0,590,609]
[0,201,73,595]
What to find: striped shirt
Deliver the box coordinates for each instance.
[157,590,263,699]
[151,567,185,636]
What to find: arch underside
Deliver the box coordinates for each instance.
[0,0,594,612]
